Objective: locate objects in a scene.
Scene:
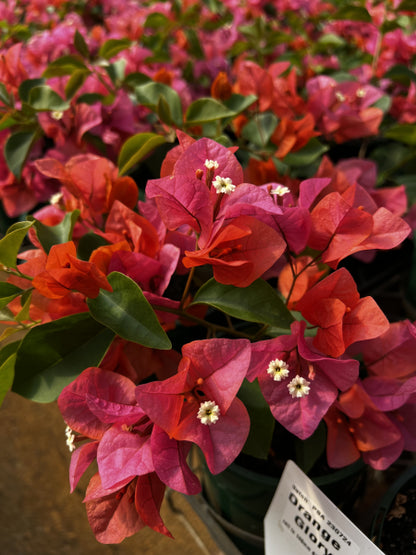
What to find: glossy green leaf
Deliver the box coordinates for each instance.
[42,55,88,78]
[65,69,90,99]
[77,232,110,261]
[28,85,70,111]
[283,138,329,166]
[98,38,131,60]
[385,124,416,146]
[87,272,172,350]
[123,72,152,89]
[12,312,115,402]
[117,132,166,176]
[0,283,23,310]
[239,379,275,459]
[14,290,32,322]
[185,98,237,125]
[105,59,126,86]
[0,221,34,268]
[241,112,278,147]
[372,95,391,113]
[0,351,16,408]
[18,78,45,103]
[28,210,80,254]
[4,130,38,179]
[157,94,176,126]
[144,12,170,29]
[134,82,183,126]
[74,29,90,58]
[223,94,258,115]
[191,278,294,328]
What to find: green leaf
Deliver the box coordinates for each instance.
[223,94,257,115]
[74,29,90,58]
[333,6,372,21]
[12,312,115,402]
[4,130,38,179]
[0,221,34,268]
[317,33,346,47]
[117,132,166,176]
[0,82,12,106]
[18,78,45,103]
[123,72,152,89]
[157,94,176,126]
[184,28,204,59]
[87,272,172,350]
[105,59,126,86]
[185,97,237,125]
[385,124,416,146]
[191,278,294,328]
[28,210,80,254]
[14,290,32,322]
[283,138,329,166]
[0,352,16,408]
[144,12,170,29]
[384,65,416,86]
[134,81,183,127]
[65,69,90,99]
[77,232,110,261]
[76,92,114,105]
[0,283,23,310]
[372,95,391,113]
[42,55,88,78]
[28,85,70,112]
[238,379,275,459]
[397,0,416,10]
[241,112,278,147]
[98,38,131,60]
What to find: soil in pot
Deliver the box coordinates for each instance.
[378,482,416,554]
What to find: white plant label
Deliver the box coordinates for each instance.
[264,460,385,555]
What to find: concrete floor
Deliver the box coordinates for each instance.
[0,391,227,555]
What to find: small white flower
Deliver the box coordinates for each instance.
[50,192,63,205]
[212,176,236,194]
[267,359,290,381]
[204,159,219,170]
[197,400,220,425]
[270,184,290,197]
[287,375,311,398]
[356,88,366,98]
[335,91,345,102]
[65,425,76,452]
[51,110,64,120]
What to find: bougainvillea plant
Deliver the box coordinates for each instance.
[0,0,416,544]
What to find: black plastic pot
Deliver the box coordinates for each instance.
[199,458,365,555]
[370,464,416,554]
